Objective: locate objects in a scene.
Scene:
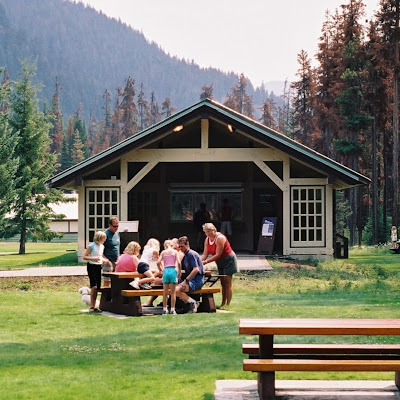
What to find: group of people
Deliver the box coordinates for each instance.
[83,213,238,314]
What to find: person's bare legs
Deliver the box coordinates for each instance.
[163,283,170,309]
[138,270,155,285]
[170,283,177,309]
[220,275,233,307]
[90,286,97,309]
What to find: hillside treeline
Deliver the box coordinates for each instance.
[289,0,399,246]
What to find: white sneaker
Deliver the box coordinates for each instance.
[188,301,197,313]
[129,280,139,289]
[162,309,168,315]
[170,309,177,315]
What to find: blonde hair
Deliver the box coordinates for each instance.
[163,239,174,249]
[124,241,141,255]
[203,223,217,232]
[93,231,106,244]
[144,238,160,252]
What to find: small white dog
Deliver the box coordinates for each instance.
[78,286,91,306]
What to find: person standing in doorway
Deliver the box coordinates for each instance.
[102,217,120,287]
[193,203,211,251]
[219,198,233,243]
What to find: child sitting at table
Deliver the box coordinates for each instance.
[83,230,109,313]
[129,238,160,290]
[115,241,141,272]
[157,239,181,315]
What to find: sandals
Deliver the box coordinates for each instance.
[89,307,102,313]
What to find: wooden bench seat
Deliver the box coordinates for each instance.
[242,343,400,356]
[121,286,220,297]
[119,286,220,316]
[244,358,400,372]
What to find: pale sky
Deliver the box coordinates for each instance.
[82,0,379,87]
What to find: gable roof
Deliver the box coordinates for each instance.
[48,98,370,189]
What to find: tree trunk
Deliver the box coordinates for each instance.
[372,92,378,245]
[392,1,400,227]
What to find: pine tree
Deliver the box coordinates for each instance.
[0,68,18,224]
[48,77,64,155]
[376,0,400,227]
[200,83,214,100]
[259,97,277,129]
[224,73,254,118]
[291,50,319,146]
[149,91,162,126]
[161,97,176,117]
[5,61,68,254]
[71,128,85,165]
[120,77,138,138]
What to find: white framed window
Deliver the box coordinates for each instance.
[291,186,325,247]
[86,188,120,243]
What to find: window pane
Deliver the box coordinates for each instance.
[112,190,118,202]
[96,217,102,229]
[294,230,299,241]
[89,204,95,215]
[96,191,102,202]
[112,204,118,215]
[301,189,306,200]
[301,203,306,214]
[308,189,314,200]
[309,230,315,241]
[301,216,307,227]
[293,203,299,214]
[316,229,322,241]
[89,190,95,202]
[309,216,314,227]
[301,229,307,241]
[96,204,102,215]
[316,202,322,214]
[104,190,110,202]
[89,217,94,229]
[293,189,299,201]
[293,216,299,227]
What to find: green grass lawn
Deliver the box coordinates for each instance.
[0,242,78,269]
[1,245,400,399]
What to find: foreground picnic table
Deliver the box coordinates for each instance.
[239,318,400,400]
[99,270,221,316]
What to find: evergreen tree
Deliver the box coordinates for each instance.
[291,50,319,146]
[0,68,18,224]
[149,91,162,126]
[48,77,64,155]
[5,61,68,254]
[161,97,176,117]
[200,83,214,100]
[71,128,85,165]
[376,0,400,227]
[137,83,151,131]
[224,73,254,118]
[259,97,277,129]
[119,76,138,138]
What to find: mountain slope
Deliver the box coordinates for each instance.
[0,0,276,120]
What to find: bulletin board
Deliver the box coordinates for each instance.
[257,217,277,255]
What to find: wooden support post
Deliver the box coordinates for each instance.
[258,335,275,400]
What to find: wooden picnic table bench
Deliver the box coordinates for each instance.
[120,286,220,316]
[99,270,222,316]
[239,318,400,400]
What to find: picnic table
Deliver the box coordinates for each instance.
[99,270,222,316]
[239,318,400,400]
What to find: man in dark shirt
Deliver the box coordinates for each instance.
[176,236,204,313]
[102,217,120,287]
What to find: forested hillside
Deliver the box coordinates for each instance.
[0,0,278,120]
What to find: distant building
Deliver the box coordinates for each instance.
[49,193,78,234]
[48,99,369,261]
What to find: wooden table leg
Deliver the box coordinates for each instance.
[395,371,400,390]
[258,334,275,400]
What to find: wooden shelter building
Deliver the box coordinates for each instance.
[48,99,370,261]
